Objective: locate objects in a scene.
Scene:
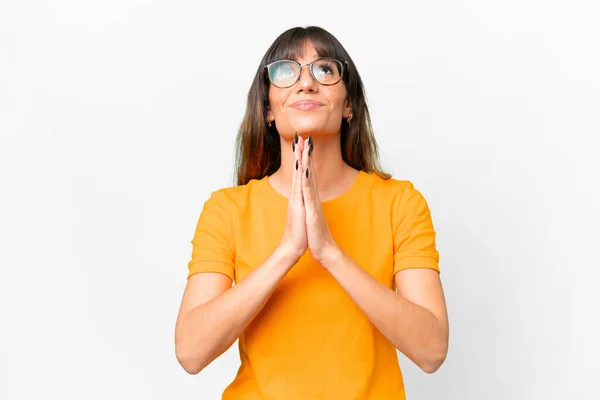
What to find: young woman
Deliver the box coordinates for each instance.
[175,26,449,399]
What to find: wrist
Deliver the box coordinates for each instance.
[274,244,304,268]
[317,243,344,269]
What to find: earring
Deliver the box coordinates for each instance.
[266,118,272,127]
[347,112,353,125]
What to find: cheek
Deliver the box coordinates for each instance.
[269,89,290,113]
[324,88,348,113]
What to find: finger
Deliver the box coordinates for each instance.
[307,136,320,203]
[302,135,313,205]
[292,133,304,207]
[294,133,305,208]
[302,135,311,173]
[289,133,298,207]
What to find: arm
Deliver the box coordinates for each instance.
[174,246,299,375]
[321,249,449,373]
[299,137,448,373]
[177,138,309,375]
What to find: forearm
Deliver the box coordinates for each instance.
[177,246,299,374]
[321,247,448,373]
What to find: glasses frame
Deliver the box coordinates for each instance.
[264,57,348,88]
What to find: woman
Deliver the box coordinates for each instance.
[175,26,449,399]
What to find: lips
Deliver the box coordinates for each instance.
[289,100,324,110]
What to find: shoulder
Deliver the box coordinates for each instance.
[367,172,420,201]
[204,178,263,212]
[365,172,433,217]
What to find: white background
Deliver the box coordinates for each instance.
[1,0,599,399]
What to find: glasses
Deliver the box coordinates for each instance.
[265,58,347,88]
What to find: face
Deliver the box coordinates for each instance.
[266,42,352,140]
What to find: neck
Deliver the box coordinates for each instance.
[273,132,350,198]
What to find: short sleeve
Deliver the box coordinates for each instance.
[187,190,235,280]
[393,182,440,275]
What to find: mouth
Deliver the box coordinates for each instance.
[289,100,324,111]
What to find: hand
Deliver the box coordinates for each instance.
[301,135,340,264]
[278,132,308,261]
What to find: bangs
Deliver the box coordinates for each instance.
[265,27,344,64]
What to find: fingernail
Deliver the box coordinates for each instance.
[292,141,295,152]
[296,159,299,170]
[295,132,299,144]
[306,169,309,178]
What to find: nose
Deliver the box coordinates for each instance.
[297,64,318,92]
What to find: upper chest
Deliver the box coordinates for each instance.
[232,201,396,288]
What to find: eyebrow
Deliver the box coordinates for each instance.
[292,55,321,62]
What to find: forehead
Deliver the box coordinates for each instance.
[275,39,331,63]
[293,42,318,62]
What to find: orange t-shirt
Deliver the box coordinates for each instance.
[187,170,440,399]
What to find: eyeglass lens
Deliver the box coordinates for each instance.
[268,59,342,87]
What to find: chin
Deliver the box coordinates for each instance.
[293,121,330,136]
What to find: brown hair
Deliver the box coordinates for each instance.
[234,26,391,186]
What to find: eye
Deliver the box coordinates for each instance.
[311,59,342,84]
[272,62,297,79]
[314,64,332,76]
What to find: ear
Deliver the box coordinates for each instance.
[342,98,352,118]
[266,105,275,122]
